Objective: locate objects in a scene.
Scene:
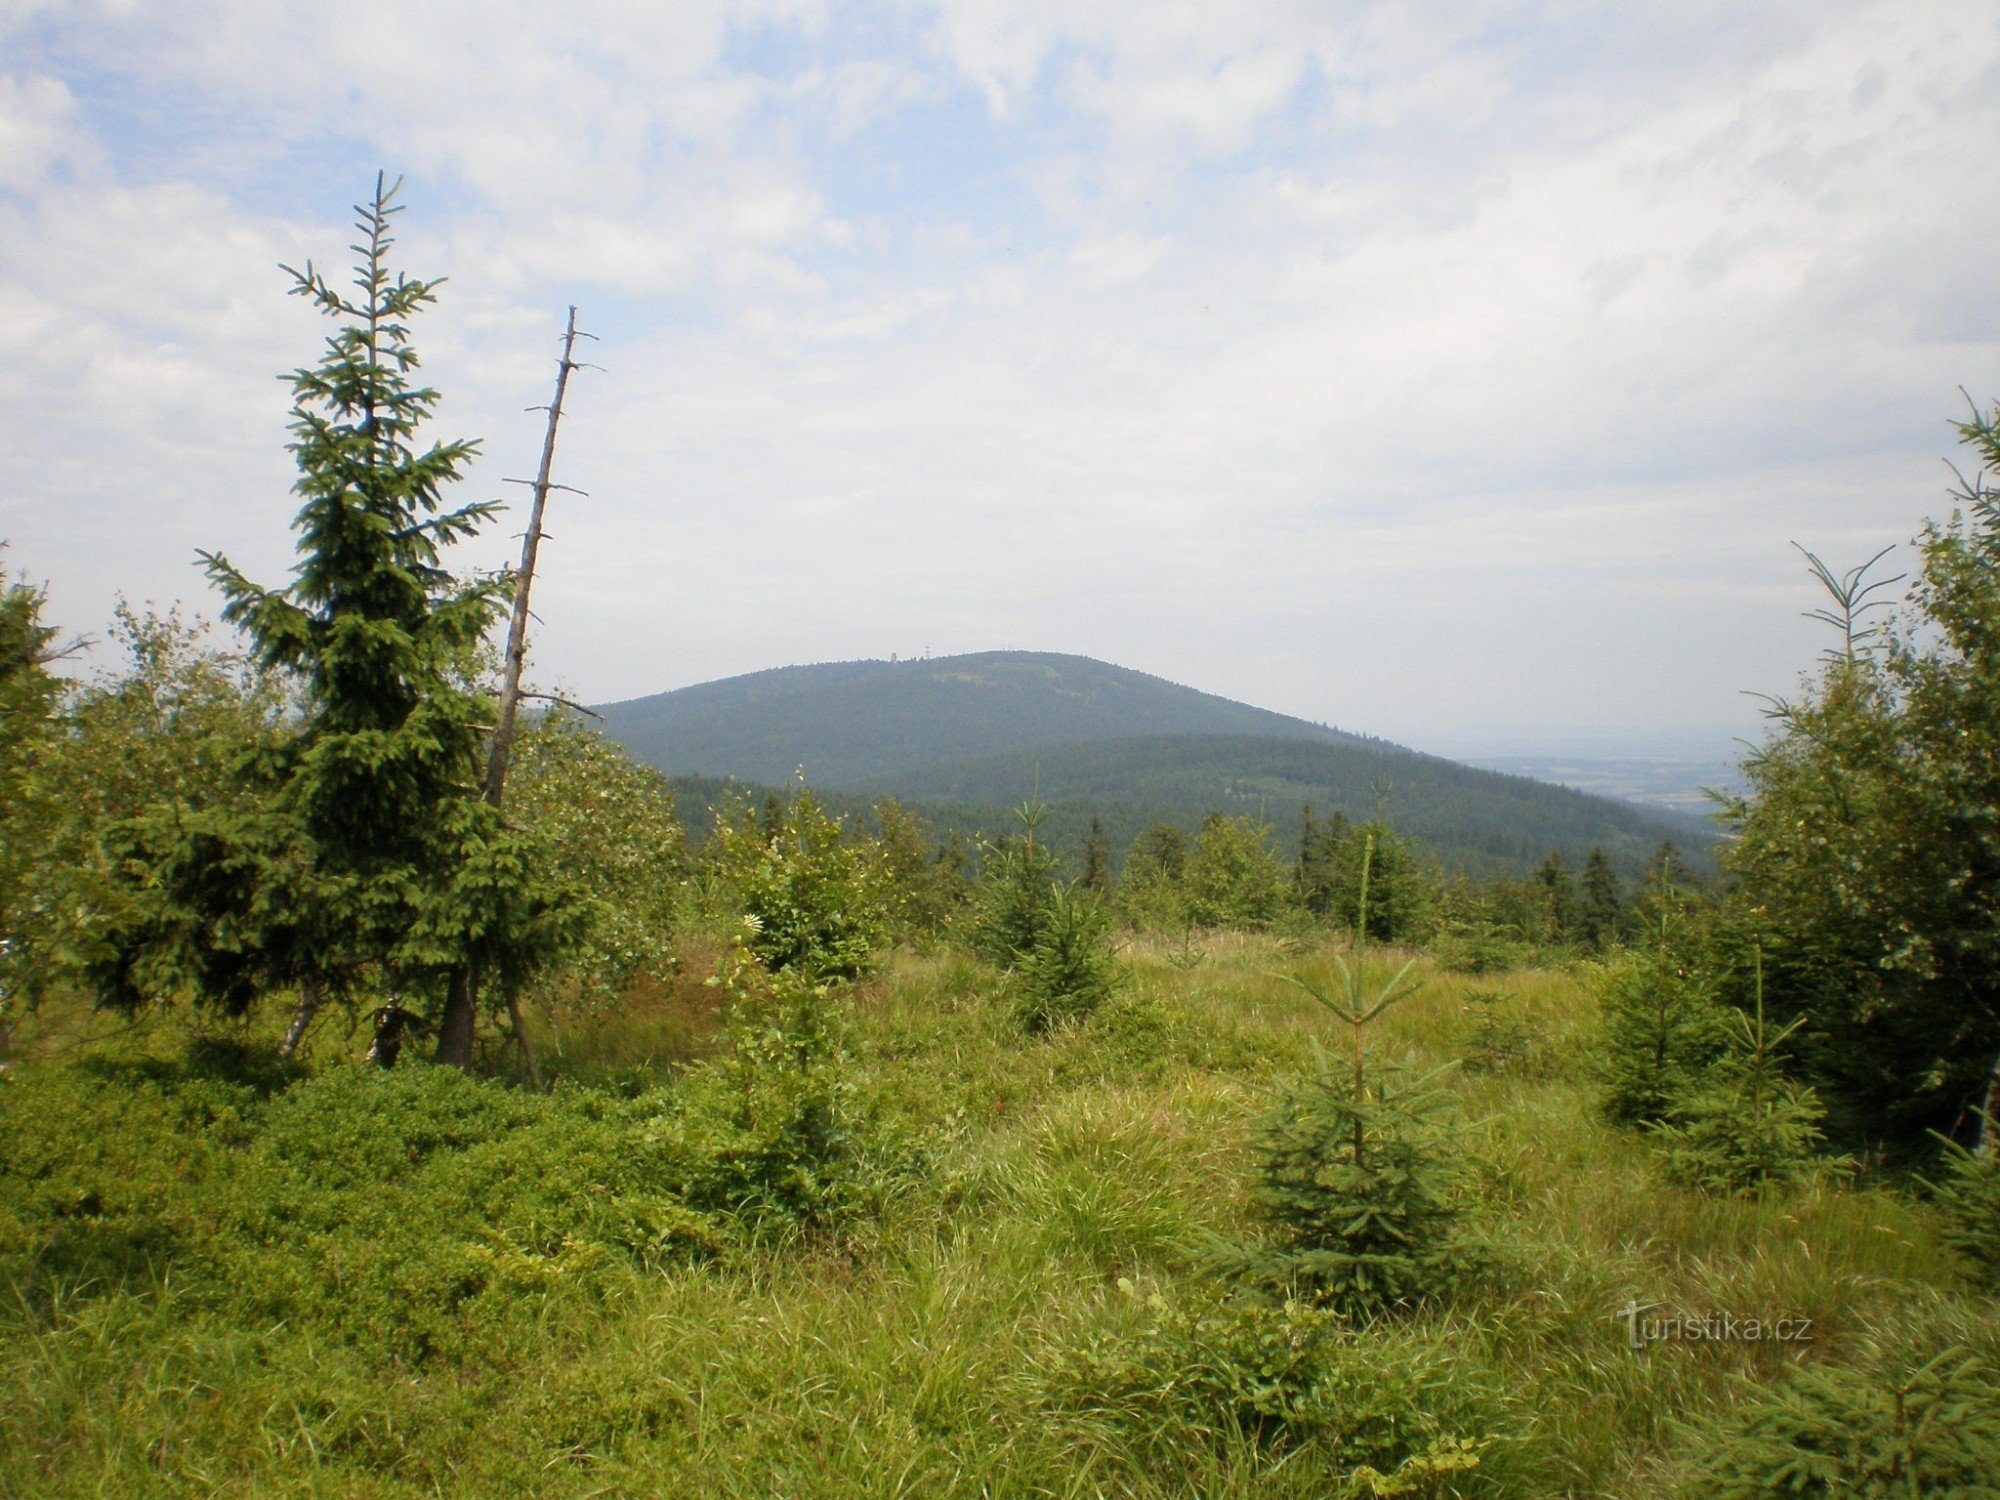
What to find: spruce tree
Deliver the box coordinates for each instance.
[1241,838,1482,1311]
[1081,817,1112,895]
[1579,847,1622,951]
[94,176,577,1065]
[1533,852,1578,946]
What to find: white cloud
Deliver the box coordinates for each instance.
[0,72,81,189]
[2,0,1997,753]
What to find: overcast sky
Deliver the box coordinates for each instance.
[3,1,1996,758]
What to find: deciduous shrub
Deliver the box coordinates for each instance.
[708,786,888,981]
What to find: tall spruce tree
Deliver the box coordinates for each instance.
[94,176,577,1066]
[1081,817,1112,895]
[1579,847,1622,951]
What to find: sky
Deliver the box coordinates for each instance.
[3,1,1997,760]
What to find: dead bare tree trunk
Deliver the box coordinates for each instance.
[278,974,322,1058]
[437,307,590,1077]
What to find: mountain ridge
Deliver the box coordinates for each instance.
[593,650,1378,787]
[592,650,1716,878]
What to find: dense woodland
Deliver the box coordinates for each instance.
[3,185,1999,1496]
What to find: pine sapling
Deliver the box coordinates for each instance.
[1651,948,1835,1193]
[1233,837,1485,1312]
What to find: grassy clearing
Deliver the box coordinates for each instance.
[3,933,1992,1496]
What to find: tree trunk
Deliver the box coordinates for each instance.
[278,974,322,1058]
[507,992,545,1092]
[436,964,477,1069]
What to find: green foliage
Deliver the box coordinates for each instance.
[1926,1130,2000,1290]
[1241,1045,1484,1312]
[1596,912,1728,1126]
[1678,1305,2000,1498]
[1013,883,1122,1033]
[1060,1284,1508,1489]
[0,1052,724,1366]
[0,554,66,1038]
[1427,920,1530,976]
[1234,855,1485,1313]
[964,806,1123,1032]
[707,784,888,981]
[1724,403,2000,1149]
[1579,847,1623,951]
[870,795,967,935]
[1117,820,1192,929]
[87,180,576,1055]
[1650,954,1834,1193]
[1116,814,1287,932]
[2,942,1994,1495]
[667,949,902,1238]
[506,713,683,1011]
[1183,813,1288,929]
[967,810,1064,965]
[1460,990,1540,1078]
[1316,822,1439,945]
[1081,816,1113,894]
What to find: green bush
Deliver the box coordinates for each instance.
[708,785,888,981]
[1677,1304,2000,1497]
[1649,957,1836,1194]
[1460,990,1539,1077]
[1059,1284,1510,1489]
[1428,922,1529,976]
[1597,928,1728,1126]
[666,955,902,1238]
[1013,884,1122,1034]
[1181,813,1287,930]
[967,822,1063,968]
[1238,1045,1487,1313]
[1232,847,1488,1314]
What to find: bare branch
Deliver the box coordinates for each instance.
[519,690,603,720]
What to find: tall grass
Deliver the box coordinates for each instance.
[3,932,1991,1496]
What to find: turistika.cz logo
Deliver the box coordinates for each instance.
[1613,1300,1815,1351]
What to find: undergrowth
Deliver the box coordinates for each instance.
[2,934,1990,1497]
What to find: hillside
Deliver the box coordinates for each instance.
[593,651,1368,786]
[597,651,1715,878]
[842,733,1710,879]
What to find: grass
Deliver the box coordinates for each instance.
[2,930,1992,1496]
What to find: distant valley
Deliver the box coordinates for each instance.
[1457,755,1745,816]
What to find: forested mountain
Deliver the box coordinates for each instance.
[593,651,1369,785]
[599,652,1714,879]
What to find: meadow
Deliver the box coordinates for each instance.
[5,930,1989,1498]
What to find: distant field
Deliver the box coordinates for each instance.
[1457,755,1745,816]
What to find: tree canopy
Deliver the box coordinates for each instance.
[1724,398,2000,1149]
